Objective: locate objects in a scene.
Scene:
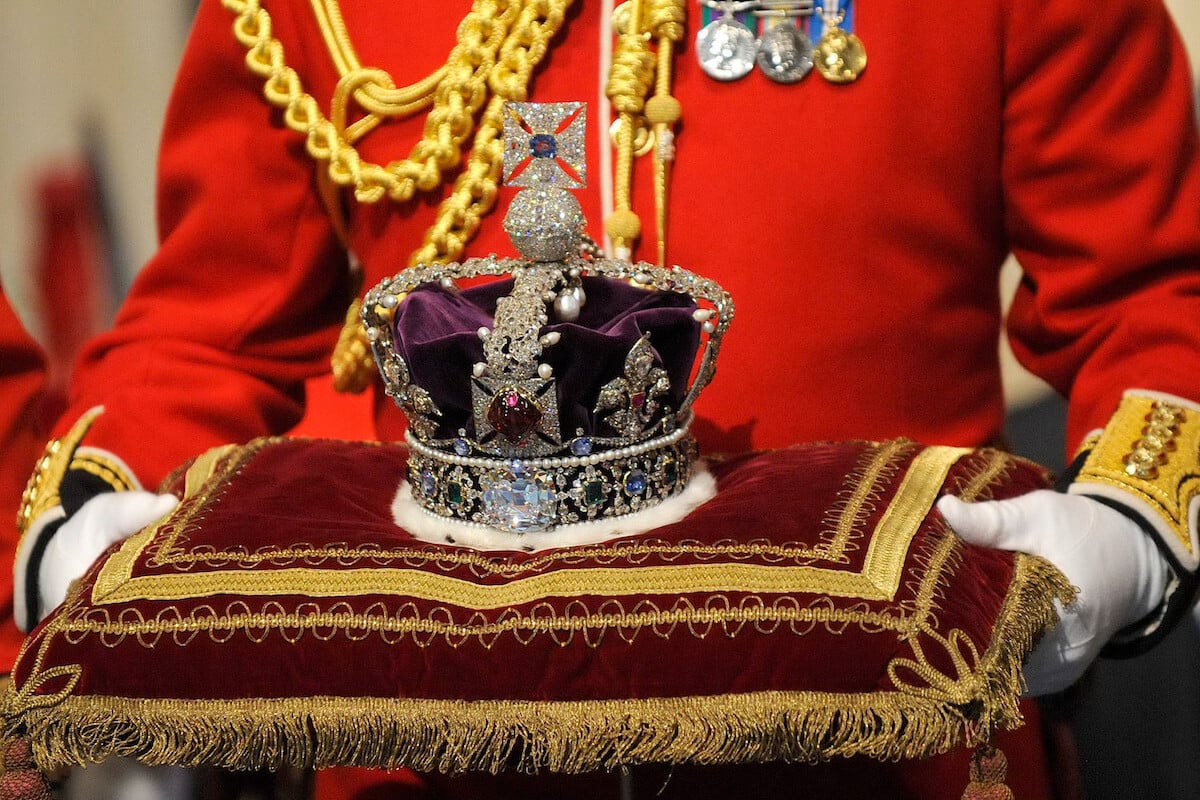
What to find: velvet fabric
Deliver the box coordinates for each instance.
[7,437,1067,775]
[393,278,700,440]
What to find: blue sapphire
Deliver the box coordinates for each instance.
[530,134,557,159]
[453,438,470,457]
[420,469,436,497]
[570,436,593,456]
[624,469,648,496]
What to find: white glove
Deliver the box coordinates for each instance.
[937,490,1170,696]
[38,491,179,621]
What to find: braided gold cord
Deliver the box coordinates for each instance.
[223,0,574,389]
[225,0,523,204]
[605,0,684,264]
[604,8,655,258]
[310,0,447,117]
[645,0,684,266]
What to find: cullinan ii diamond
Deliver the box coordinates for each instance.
[482,462,558,533]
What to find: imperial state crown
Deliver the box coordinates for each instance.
[361,102,732,535]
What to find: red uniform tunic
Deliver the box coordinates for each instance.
[58,0,1200,483]
[0,287,47,671]
[42,0,1200,796]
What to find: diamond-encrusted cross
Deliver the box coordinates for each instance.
[503,102,587,189]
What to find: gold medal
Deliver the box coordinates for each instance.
[815,27,866,82]
[814,1,866,83]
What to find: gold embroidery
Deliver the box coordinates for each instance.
[153,539,852,573]
[819,439,911,561]
[902,528,961,634]
[17,407,105,538]
[91,445,969,607]
[6,553,1074,774]
[7,447,1075,775]
[96,444,245,595]
[149,440,910,572]
[150,438,915,572]
[861,446,971,601]
[951,449,1017,505]
[1075,393,1200,557]
[61,596,905,649]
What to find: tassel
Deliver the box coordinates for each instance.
[961,744,1014,800]
[0,739,53,800]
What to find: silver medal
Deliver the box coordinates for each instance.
[756,23,814,84]
[696,16,757,81]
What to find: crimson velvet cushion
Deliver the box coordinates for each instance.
[3,437,1069,773]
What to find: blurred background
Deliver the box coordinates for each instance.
[0,1,1198,798]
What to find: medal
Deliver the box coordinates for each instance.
[814,0,866,83]
[696,1,757,81]
[754,11,814,84]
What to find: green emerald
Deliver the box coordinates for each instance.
[584,480,605,506]
[447,481,464,506]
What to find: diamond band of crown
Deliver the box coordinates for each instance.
[405,424,697,532]
[362,102,732,535]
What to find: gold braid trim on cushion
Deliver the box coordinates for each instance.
[90,443,971,607]
[16,408,108,539]
[1071,391,1200,571]
[3,555,1072,773]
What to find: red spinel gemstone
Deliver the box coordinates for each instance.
[631,391,646,408]
[488,389,543,443]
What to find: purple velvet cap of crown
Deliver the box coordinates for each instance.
[392,276,700,441]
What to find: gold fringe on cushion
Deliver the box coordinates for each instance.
[2,553,1074,774]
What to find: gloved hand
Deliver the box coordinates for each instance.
[937,490,1170,696]
[37,491,179,622]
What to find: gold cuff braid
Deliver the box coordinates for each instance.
[15,408,136,540]
[1073,392,1200,570]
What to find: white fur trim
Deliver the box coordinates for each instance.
[392,463,717,552]
[13,504,66,632]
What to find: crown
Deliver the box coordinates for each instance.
[362,102,732,535]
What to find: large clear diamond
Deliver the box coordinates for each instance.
[482,466,558,533]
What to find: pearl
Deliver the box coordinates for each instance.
[554,292,581,322]
[473,362,488,377]
[702,321,716,334]
[692,309,714,322]
[540,331,561,346]
[538,363,553,380]
[572,285,587,305]
[477,327,491,340]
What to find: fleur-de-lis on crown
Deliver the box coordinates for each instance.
[595,335,671,439]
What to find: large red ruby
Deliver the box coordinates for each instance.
[487,389,543,443]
